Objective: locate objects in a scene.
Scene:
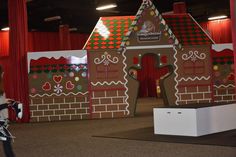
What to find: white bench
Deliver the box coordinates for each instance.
[153,103,236,136]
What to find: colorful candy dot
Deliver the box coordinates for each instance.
[213,65,219,71]
[32,74,38,79]
[69,72,74,77]
[47,73,52,79]
[31,88,36,93]
[82,72,87,77]
[77,85,82,90]
[75,77,80,81]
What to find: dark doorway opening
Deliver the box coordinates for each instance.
[135,53,169,116]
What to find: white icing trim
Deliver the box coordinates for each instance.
[213,84,235,88]
[173,46,180,105]
[121,48,130,115]
[212,43,233,51]
[27,50,87,73]
[91,81,124,86]
[178,76,211,82]
[29,91,89,98]
[189,14,215,44]
[182,50,206,62]
[126,45,173,50]
[94,52,119,65]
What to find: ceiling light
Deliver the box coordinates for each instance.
[1,27,10,31]
[69,28,78,31]
[208,15,228,21]
[96,4,117,11]
[44,16,61,22]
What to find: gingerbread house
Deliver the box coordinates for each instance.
[27,0,235,122]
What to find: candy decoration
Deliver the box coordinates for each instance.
[32,74,38,79]
[213,65,218,71]
[168,38,174,44]
[161,56,167,64]
[81,72,87,77]
[66,81,75,90]
[69,72,75,77]
[77,85,82,91]
[133,57,139,64]
[75,77,80,81]
[53,75,62,84]
[42,82,51,91]
[31,88,36,93]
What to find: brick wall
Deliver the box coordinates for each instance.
[30,94,90,122]
[177,85,212,105]
[91,89,127,119]
[213,85,236,103]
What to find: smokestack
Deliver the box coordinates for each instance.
[173,2,187,14]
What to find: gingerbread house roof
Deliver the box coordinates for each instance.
[84,16,135,50]
[163,14,214,46]
[84,12,214,50]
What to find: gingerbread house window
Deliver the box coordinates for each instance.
[96,64,118,79]
[183,60,205,75]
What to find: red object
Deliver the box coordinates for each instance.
[161,56,167,64]
[211,49,234,57]
[70,33,89,50]
[0,32,9,57]
[173,2,187,14]
[163,14,213,45]
[133,57,139,64]
[137,54,169,97]
[231,0,236,91]
[7,0,30,122]
[53,75,63,84]
[28,32,60,51]
[228,73,234,81]
[42,82,51,91]
[84,16,135,50]
[200,19,232,43]
[59,24,71,50]
[66,81,75,90]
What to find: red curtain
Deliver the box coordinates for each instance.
[59,25,71,50]
[0,32,9,57]
[7,0,30,122]
[137,54,169,97]
[28,32,60,52]
[70,33,89,50]
[231,0,236,89]
[200,19,232,43]
[0,31,89,54]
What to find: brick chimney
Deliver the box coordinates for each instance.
[173,2,187,14]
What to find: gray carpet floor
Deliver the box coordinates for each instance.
[1,98,236,157]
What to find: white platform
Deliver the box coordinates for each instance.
[153,103,236,136]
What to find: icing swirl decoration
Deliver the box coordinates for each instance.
[94,51,119,65]
[182,51,206,62]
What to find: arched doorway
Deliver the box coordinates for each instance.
[135,53,169,116]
